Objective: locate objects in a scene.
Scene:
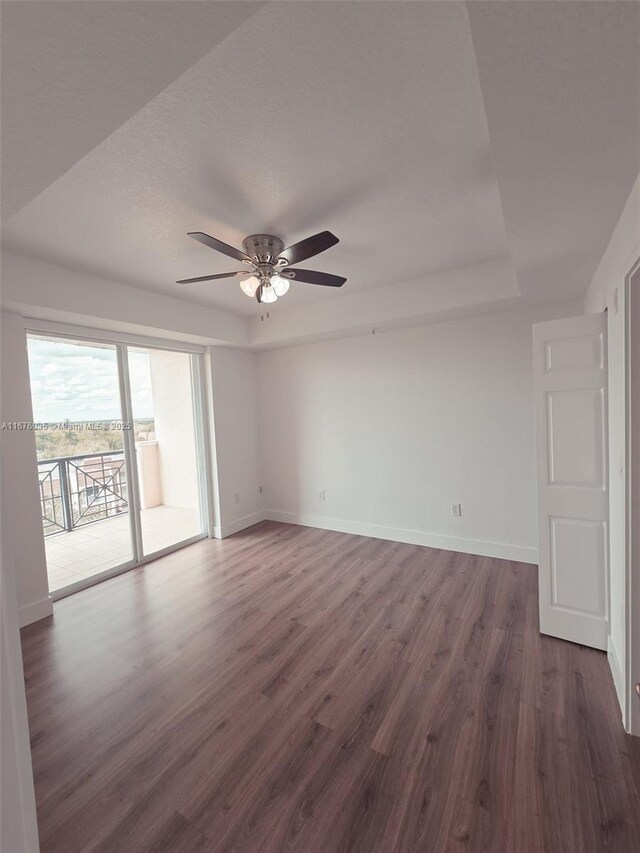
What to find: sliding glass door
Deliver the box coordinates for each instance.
[27,331,208,596]
[27,335,134,592]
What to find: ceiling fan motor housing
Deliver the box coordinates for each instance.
[242,234,284,263]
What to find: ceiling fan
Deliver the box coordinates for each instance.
[177,230,346,303]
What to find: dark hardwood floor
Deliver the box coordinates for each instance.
[21,522,640,853]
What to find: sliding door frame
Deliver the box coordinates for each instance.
[117,344,144,563]
[190,352,212,540]
[25,319,212,601]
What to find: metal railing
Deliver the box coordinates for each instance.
[37,451,128,537]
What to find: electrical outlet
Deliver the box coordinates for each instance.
[319,489,326,501]
[450,503,462,517]
[234,493,240,505]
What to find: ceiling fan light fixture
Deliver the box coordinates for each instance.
[260,284,278,304]
[240,275,260,297]
[270,274,290,296]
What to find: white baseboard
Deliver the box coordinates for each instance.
[18,596,53,628]
[265,510,537,564]
[216,511,268,539]
[607,635,627,730]
[213,508,537,562]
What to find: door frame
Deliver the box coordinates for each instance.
[624,256,640,734]
[24,319,213,601]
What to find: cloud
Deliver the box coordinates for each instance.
[27,337,154,422]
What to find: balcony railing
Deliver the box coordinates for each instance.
[37,450,128,537]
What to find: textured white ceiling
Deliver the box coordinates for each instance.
[1,1,509,316]
[1,1,638,326]
[0,1,265,219]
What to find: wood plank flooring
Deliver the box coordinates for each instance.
[21,522,640,853]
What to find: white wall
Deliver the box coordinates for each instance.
[209,347,262,537]
[1,249,248,347]
[258,304,578,563]
[149,350,199,510]
[584,176,640,314]
[1,311,52,626]
[135,442,162,509]
[0,510,40,853]
[584,174,640,733]
[250,256,520,348]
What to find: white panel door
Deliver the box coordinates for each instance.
[533,314,608,650]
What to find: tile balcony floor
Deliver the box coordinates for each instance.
[45,505,202,592]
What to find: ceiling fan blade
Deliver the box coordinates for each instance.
[188,232,251,263]
[284,268,346,287]
[176,271,248,284]
[279,231,339,265]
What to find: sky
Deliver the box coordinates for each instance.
[27,337,154,422]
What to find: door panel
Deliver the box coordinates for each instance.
[533,313,608,649]
[547,389,605,487]
[549,516,606,615]
[26,334,135,593]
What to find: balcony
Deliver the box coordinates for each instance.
[38,448,201,591]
